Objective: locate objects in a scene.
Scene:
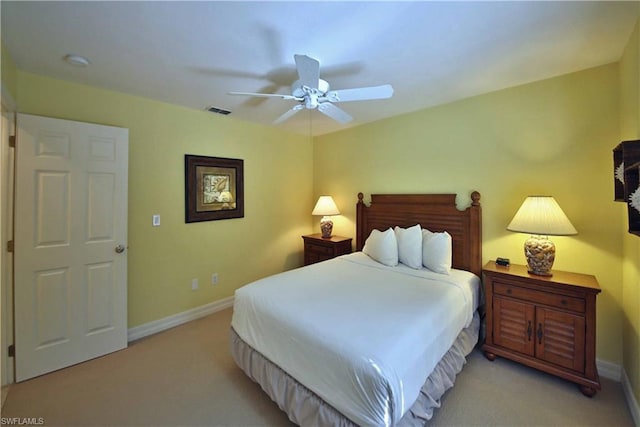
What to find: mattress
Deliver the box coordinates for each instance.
[231,252,480,426]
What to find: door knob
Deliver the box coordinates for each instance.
[115,245,126,254]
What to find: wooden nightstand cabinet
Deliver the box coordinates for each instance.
[302,234,352,266]
[482,261,601,397]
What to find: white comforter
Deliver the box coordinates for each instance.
[231,252,480,427]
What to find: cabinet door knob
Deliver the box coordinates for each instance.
[527,321,532,341]
[506,288,512,295]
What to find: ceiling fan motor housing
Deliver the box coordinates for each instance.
[292,79,330,98]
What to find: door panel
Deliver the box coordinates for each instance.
[87,173,115,240]
[493,296,535,356]
[35,268,70,348]
[86,262,115,334]
[536,307,585,373]
[15,114,128,381]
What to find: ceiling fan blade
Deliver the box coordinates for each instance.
[324,84,394,103]
[273,104,304,124]
[229,91,300,101]
[294,54,320,90]
[318,102,353,124]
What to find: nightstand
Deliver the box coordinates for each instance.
[482,261,601,397]
[302,234,352,266]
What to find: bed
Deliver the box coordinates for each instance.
[230,191,482,426]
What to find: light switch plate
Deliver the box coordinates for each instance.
[152,214,160,227]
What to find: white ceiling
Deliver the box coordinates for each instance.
[1,1,638,136]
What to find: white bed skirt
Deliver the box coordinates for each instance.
[229,311,480,427]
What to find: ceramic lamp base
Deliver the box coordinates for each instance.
[524,235,555,276]
[320,216,333,239]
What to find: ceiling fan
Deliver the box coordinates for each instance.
[229,54,394,125]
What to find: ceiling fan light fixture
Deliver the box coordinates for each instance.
[305,94,319,109]
[63,54,90,67]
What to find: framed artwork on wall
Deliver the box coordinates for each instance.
[613,140,640,235]
[185,155,244,222]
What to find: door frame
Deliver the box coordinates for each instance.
[1,84,17,386]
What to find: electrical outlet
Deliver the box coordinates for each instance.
[191,278,199,290]
[211,273,218,285]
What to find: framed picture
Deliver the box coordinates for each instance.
[185,155,244,222]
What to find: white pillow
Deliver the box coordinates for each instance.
[422,229,452,274]
[363,228,398,266]
[394,225,423,269]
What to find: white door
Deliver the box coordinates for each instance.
[14,114,128,381]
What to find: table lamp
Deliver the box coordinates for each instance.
[507,196,577,276]
[312,196,340,238]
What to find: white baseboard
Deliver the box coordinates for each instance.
[596,359,639,427]
[127,296,234,342]
[597,358,622,381]
[622,369,640,427]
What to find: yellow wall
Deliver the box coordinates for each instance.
[15,72,313,327]
[0,39,17,100]
[620,16,640,406]
[315,64,624,364]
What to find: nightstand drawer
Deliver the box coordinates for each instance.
[302,234,352,266]
[494,282,585,313]
[305,243,333,256]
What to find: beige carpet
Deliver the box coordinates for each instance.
[1,308,634,427]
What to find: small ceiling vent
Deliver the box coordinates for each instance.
[205,106,231,115]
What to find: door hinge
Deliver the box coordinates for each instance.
[8,345,15,358]
[8,135,15,148]
[7,240,14,253]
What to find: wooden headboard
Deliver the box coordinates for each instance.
[356,191,482,277]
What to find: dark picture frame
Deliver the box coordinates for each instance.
[185,155,244,222]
